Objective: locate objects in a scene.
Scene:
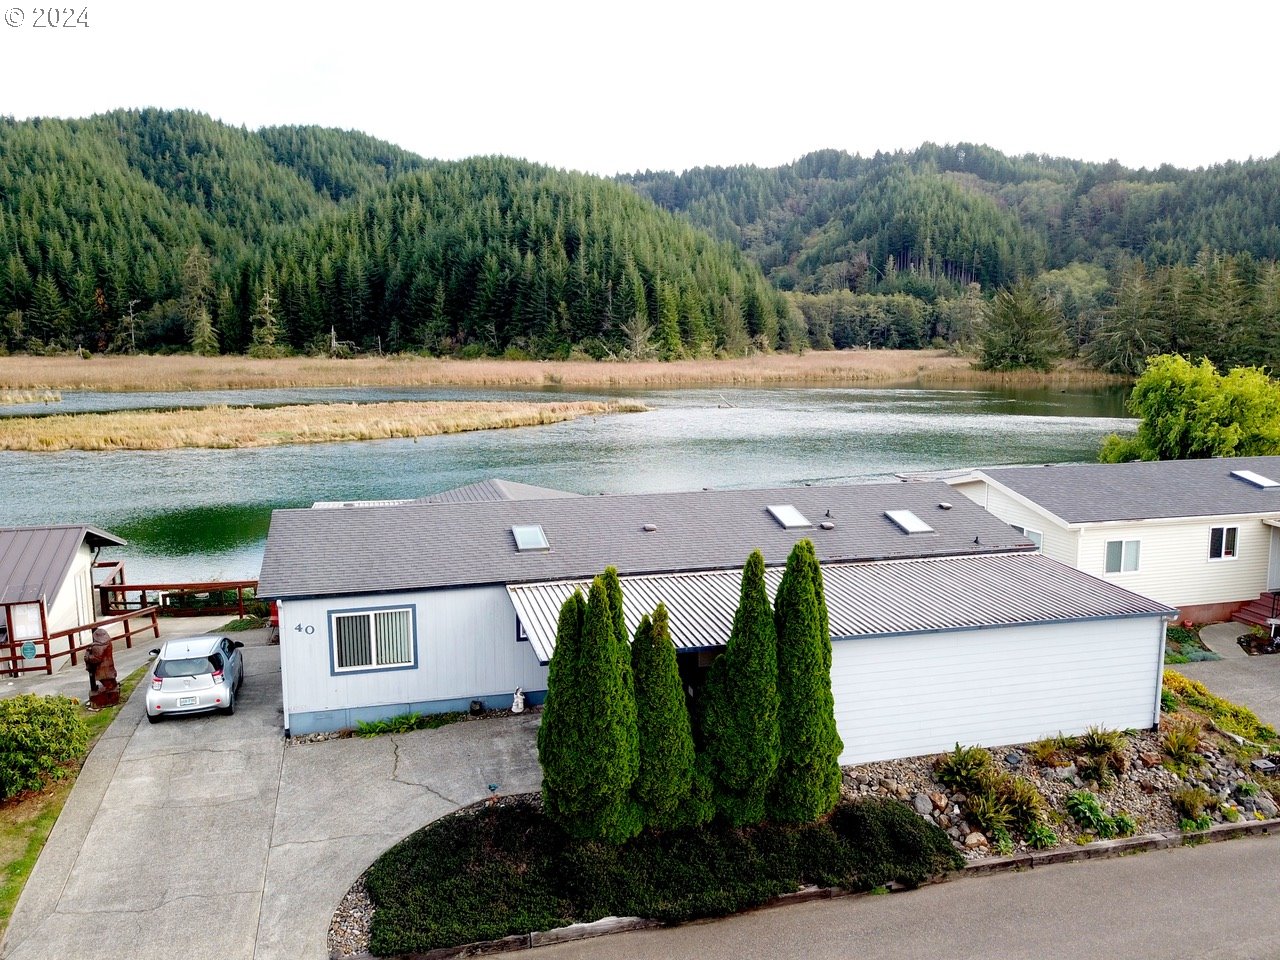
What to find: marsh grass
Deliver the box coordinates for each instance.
[0,352,1124,393]
[0,390,60,405]
[0,399,646,451]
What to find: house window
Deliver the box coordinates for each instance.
[1010,524,1044,549]
[1209,526,1239,561]
[1105,539,1140,574]
[331,607,415,672]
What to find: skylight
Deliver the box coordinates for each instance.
[767,505,812,529]
[512,524,550,551]
[1232,469,1280,489]
[885,509,934,534]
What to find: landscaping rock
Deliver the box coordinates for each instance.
[912,793,933,816]
[930,791,948,811]
[963,831,987,849]
[1139,751,1162,768]
[1257,795,1278,818]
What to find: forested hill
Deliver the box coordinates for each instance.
[0,109,791,356]
[622,144,1280,297]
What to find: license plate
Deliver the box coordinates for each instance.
[178,696,197,707]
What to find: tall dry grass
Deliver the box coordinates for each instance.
[0,351,1125,393]
[0,389,61,405]
[0,400,646,452]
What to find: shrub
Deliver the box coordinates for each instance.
[1076,725,1128,786]
[1171,786,1217,822]
[769,539,842,824]
[965,791,1013,834]
[0,694,89,799]
[1065,790,1116,838]
[830,797,964,888]
[701,550,780,827]
[934,743,994,793]
[1028,732,1077,767]
[990,825,1014,857]
[1111,812,1138,838]
[997,775,1048,830]
[1161,717,1204,773]
[1180,815,1213,832]
[1024,821,1059,850]
[1161,689,1178,713]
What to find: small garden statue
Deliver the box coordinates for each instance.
[85,627,120,709]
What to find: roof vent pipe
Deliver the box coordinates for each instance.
[819,521,835,531]
[642,523,657,532]
[938,502,952,510]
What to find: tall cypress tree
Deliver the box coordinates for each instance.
[631,604,705,829]
[768,539,843,823]
[601,566,638,785]
[536,579,641,843]
[700,550,780,826]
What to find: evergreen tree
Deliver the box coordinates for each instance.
[978,281,1068,371]
[768,539,842,823]
[631,604,706,829]
[180,244,212,340]
[191,306,219,356]
[601,566,639,791]
[700,550,780,826]
[249,287,282,357]
[26,276,69,346]
[536,579,641,843]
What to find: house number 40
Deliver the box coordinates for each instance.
[294,624,316,634]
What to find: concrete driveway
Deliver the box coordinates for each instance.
[0,631,542,960]
[1181,622,1280,730]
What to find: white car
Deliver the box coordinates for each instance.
[145,635,244,723]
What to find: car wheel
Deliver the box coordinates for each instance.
[146,711,160,724]
[222,691,235,716]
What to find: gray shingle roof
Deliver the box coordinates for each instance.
[976,457,1280,523]
[509,553,1176,664]
[411,479,580,504]
[0,525,125,605]
[258,481,1031,600]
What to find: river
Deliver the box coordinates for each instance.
[0,383,1131,581]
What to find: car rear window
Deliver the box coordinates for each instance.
[155,654,220,678]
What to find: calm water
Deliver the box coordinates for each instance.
[0,384,1131,581]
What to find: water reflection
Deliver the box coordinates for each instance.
[0,383,1132,581]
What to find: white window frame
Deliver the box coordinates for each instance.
[1010,524,1044,550]
[1208,525,1239,561]
[329,605,417,674]
[1104,539,1141,574]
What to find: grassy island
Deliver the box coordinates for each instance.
[0,399,646,451]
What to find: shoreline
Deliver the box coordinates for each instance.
[0,351,1128,393]
[0,399,645,452]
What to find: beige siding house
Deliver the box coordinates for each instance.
[949,457,1280,623]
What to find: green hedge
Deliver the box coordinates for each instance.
[365,796,962,955]
[0,694,89,799]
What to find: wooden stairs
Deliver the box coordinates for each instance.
[1233,591,1280,628]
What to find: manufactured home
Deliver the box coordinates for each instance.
[949,456,1280,624]
[257,480,1174,763]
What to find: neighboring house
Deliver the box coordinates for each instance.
[948,456,1280,624]
[0,524,126,672]
[258,480,1174,763]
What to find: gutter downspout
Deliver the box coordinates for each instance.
[277,599,291,736]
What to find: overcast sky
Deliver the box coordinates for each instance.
[2,0,1277,176]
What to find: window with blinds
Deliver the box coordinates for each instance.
[331,608,415,671]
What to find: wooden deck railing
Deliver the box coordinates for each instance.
[0,606,160,677]
[100,580,259,618]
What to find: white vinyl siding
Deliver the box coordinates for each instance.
[830,616,1164,764]
[1105,539,1141,573]
[1010,524,1043,549]
[331,608,414,672]
[954,482,1079,566]
[1209,525,1239,561]
[1077,518,1271,607]
[280,586,549,724]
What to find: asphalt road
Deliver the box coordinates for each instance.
[535,832,1280,960]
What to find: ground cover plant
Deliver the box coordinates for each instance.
[355,711,466,738]
[1164,670,1278,741]
[1164,625,1221,664]
[364,795,962,955]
